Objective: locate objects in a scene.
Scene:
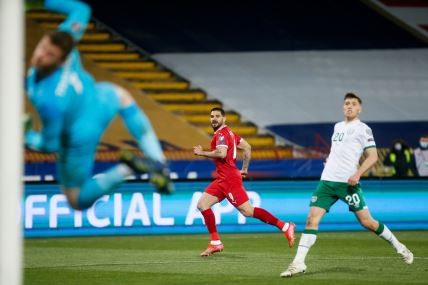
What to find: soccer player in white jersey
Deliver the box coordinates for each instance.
[280,93,414,278]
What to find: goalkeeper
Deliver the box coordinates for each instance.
[25,0,173,210]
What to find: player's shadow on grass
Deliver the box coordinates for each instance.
[304,266,367,277]
[200,253,256,260]
[201,254,244,260]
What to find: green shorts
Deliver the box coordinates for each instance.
[310,180,368,212]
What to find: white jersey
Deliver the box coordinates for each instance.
[414,147,428,177]
[321,119,376,183]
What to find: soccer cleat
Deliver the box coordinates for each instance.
[284,222,296,248]
[280,262,307,278]
[119,149,154,173]
[149,171,175,195]
[119,150,174,194]
[200,243,224,257]
[398,246,414,265]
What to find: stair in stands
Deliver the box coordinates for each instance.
[84,53,142,61]
[195,122,258,136]
[145,90,206,102]
[180,111,241,124]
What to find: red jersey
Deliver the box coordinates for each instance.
[210,125,242,179]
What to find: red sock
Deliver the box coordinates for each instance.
[201,209,220,241]
[253,207,285,230]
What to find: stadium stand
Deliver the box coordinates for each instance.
[25,10,212,152]
[25,7,282,167]
[25,1,428,179]
[154,49,428,145]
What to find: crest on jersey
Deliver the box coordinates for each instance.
[217,135,226,145]
[311,196,318,203]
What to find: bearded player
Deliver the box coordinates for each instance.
[193,107,295,256]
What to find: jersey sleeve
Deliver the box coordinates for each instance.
[215,132,229,148]
[333,123,339,133]
[361,125,376,150]
[330,123,338,141]
[45,0,91,42]
[234,133,242,146]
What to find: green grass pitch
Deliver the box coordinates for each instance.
[25,231,428,285]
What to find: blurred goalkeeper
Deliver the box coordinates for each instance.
[25,0,173,210]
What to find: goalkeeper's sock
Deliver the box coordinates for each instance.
[293,230,318,264]
[77,164,132,210]
[120,103,145,143]
[201,209,220,242]
[119,103,165,163]
[375,222,404,251]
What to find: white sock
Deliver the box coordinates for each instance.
[293,233,317,264]
[282,223,290,232]
[118,163,134,177]
[210,240,222,245]
[378,225,404,252]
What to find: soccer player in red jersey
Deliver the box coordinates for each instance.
[193,107,295,256]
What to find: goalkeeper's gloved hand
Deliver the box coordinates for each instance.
[24,113,33,133]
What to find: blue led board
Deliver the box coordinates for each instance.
[23,180,428,237]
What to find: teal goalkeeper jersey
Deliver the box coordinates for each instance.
[26,0,97,152]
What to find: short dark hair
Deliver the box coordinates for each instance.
[46,31,75,61]
[210,107,225,116]
[344,92,362,104]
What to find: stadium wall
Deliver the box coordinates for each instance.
[23,180,428,238]
[24,159,325,182]
[267,121,428,148]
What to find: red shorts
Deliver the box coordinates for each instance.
[205,178,249,207]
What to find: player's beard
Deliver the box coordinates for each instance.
[36,62,60,81]
[211,120,223,131]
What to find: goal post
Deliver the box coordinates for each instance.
[0,0,24,284]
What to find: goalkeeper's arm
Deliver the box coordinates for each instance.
[44,0,91,42]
